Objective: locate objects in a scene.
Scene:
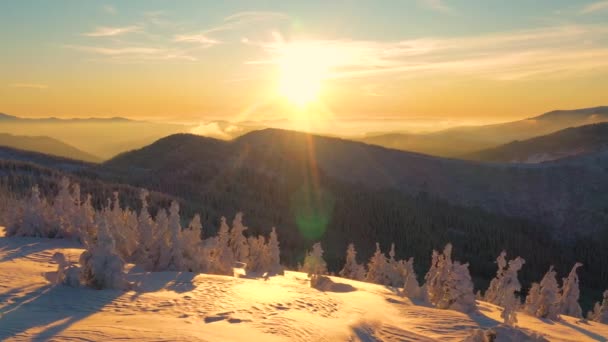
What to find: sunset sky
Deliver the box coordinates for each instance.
[1,0,607,133]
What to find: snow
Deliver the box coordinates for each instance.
[1,229,608,341]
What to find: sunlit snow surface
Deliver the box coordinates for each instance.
[1,227,607,341]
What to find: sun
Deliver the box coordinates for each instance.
[276,43,330,107]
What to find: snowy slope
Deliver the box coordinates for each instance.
[1,230,607,341]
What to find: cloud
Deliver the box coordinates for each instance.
[9,83,48,89]
[419,0,451,12]
[580,1,608,13]
[173,34,220,47]
[203,11,289,35]
[247,25,608,82]
[65,45,197,61]
[83,26,140,37]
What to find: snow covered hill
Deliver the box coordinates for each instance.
[1,230,607,341]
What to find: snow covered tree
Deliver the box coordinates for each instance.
[339,243,366,281]
[559,263,583,318]
[588,290,608,323]
[400,257,421,299]
[438,261,477,313]
[264,227,282,275]
[386,243,404,287]
[73,193,96,246]
[182,213,204,272]
[166,201,184,271]
[79,215,129,289]
[499,257,525,325]
[209,217,235,275]
[52,177,78,238]
[134,189,156,264]
[424,244,453,306]
[366,243,388,285]
[422,243,476,313]
[524,282,541,315]
[16,185,53,237]
[229,213,250,264]
[246,235,266,274]
[484,251,508,304]
[106,192,138,261]
[533,266,561,320]
[302,242,327,277]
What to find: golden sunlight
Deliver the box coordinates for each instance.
[276,42,331,107]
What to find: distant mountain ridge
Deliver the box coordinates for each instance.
[0,112,193,159]
[464,122,608,163]
[361,106,608,157]
[0,133,101,163]
[0,113,133,123]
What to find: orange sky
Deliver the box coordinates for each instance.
[1,1,607,133]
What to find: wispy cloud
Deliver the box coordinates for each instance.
[83,26,140,37]
[65,45,196,61]
[580,1,608,13]
[173,34,220,47]
[9,83,49,89]
[419,0,451,12]
[202,11,289,35]
[247,25,608,82]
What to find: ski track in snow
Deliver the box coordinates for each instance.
[1,232,608,341]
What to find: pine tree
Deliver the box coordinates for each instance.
[400,257,421,299]
[246,235,266,274]
[183,213,204,272]
[210,217,234,275]
[339,243,366,280]
[588,290,608,323]
[229,213,250,264]
[166,201,184,271]
[79,215,129,289]
[424,244,453,306]
[386,243,403,287]
[535,266,561,320]
[135,189,156,264]
[52,177,77,238]
[524,282,541,315]
[366,243,388,284]
[484,251,508,304]
[559,263,583,318]
[18,185,51,237]
[302,242,327,277]
[499,257,525,325]
[439,261,477,313]
[147,208,170,271]
[265,227,282,275]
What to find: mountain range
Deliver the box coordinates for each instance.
[464,122,608,163]
[360,106,608,157]
[0,113,193,159]
[0,133,101,163]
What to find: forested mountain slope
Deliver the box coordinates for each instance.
[361,106,608,157]
[464,123,608,163]
[101,131,608,291]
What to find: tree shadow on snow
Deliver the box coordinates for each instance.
[128,268,196,299]
[0,240,50,263]
[0,284,124,340]
[560,319,607,342]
